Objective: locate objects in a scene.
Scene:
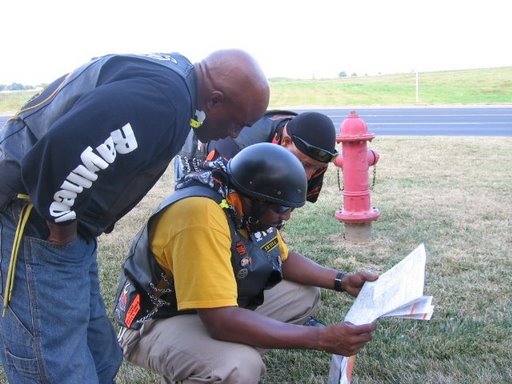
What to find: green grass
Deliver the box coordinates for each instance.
[268,67,512,107]
[0,67,511,383]
[99,137,510,384]
[0,90,38,114]
[1,66,512,114]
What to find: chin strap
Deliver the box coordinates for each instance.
[3,194,33,317]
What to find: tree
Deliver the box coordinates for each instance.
[338,71,347,78]
[9,83,25,91]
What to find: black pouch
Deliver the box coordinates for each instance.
[113,276,147,330]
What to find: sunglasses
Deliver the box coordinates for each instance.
[291,135,338,163]
[267,204,294,214]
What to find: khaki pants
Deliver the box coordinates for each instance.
[118,281,321,384]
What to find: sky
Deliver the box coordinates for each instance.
[1,0,511,85]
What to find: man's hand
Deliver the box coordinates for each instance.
[342,272,378,297]
[46,220,78,246]
[198,305,376,355]
[319,321,377,356]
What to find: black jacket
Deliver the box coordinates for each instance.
[0,53,197,237]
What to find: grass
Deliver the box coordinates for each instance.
[0,67,511,383]
[268,67,512,107]
[1,66,512,114]
[0,90,38,114]
[101,136,511,383]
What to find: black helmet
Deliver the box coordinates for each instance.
[227,143,307,208]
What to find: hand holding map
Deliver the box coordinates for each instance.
[328,243,434,384]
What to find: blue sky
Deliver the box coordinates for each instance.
[1,0,511,84]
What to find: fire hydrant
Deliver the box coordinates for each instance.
[334,111,380,242]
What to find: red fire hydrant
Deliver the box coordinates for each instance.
[334,111,380,241]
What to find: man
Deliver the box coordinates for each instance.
[174,110,338,202]
[0,49,269,383]
[115,143,377,384]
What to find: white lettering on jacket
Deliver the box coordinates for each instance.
[49,123,138,222]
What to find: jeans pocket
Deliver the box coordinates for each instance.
[4,350,39,380]
[0,306,39,379]
[29,235,90,267]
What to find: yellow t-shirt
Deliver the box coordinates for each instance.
[149,196,289,311]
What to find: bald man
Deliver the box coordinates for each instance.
[193,50,269,142]
[0,49,269,383]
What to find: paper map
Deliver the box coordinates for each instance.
[328,243,434,384]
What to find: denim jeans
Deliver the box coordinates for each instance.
[0,201,122,383]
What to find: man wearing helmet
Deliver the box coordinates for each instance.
[175,110,338,203]
[114,143,377,383]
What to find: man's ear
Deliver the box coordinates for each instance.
[281,132,293,147]
[281,124,294,147]
[206,91,224,110]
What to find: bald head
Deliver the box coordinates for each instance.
[202,49,269,109]
[194,49,270,142]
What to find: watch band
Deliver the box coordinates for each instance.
[334,271,346,292]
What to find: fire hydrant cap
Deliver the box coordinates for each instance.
[338,111,375,142]
[341,111,368,135]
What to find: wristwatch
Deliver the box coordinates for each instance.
[334,272,346,292]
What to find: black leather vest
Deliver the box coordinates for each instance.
[0,53,195,211]
[114,185,283,330]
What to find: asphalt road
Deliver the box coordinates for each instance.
[2,106,512,136]
[292,106,512,136]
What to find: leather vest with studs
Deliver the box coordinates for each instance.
[114,184,283,330]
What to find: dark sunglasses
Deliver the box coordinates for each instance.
[291,135,338,163]
[267,204,294,214]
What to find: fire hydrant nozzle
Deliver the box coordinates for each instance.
[334,111,380,241]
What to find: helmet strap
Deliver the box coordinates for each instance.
[244,199,267,231]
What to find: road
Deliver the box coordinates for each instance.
[2,106,512,136]
[292,106,512,136]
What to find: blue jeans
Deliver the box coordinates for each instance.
[0,201,122,383]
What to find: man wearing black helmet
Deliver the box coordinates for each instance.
[115,143,377,384]
[175,110,338,203]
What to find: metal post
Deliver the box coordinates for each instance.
[416,70,419,103]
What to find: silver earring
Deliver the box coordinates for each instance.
[247,216,259,225]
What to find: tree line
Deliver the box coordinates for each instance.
[0,83,42,91]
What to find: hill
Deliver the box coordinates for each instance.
[1,66,511,114]
[268,66,512,107]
